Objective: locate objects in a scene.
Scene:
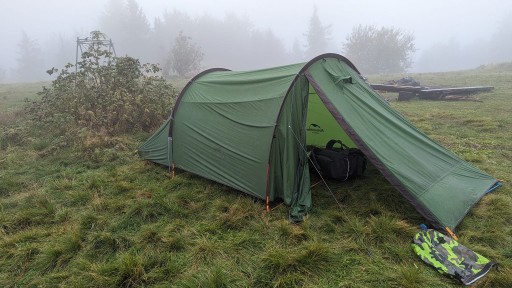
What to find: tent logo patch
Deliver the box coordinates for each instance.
[307,123,324,133]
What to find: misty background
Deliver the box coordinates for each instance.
[1,0,512,83]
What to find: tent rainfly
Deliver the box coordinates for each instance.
[138,53,499,231]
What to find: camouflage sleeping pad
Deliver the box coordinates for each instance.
[412,229,496,285]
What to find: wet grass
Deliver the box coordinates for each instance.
[0,69,511,287]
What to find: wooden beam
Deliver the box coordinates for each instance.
[420,86,494,95]
[370,84,494,97]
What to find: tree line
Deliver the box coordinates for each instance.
[9,0,431,82]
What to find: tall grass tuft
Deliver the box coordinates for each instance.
[176,265,239,288]
[115,253,147,288]
[192,235,226,264]
[257,241,334,286]
[393,263,434,288]
[85,232,132,260]
[215,197,260,230]
[367,214,413,244]
[482,267,512,288]
[275,219,310,243]
[5,192,56,233]
[34,231,82,273]
[142,252,189,285]
[0,177,19,197]
[115,199,176,230]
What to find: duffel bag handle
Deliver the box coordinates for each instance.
[326,139,349,151]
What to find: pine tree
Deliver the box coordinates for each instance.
[99,0,151,61]
[304,7,331,59]
[15,31,45,82]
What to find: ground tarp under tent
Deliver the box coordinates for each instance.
[138,53,498,230]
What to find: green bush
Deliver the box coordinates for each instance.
[28,31,176,136]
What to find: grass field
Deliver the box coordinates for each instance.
[0,68,511,287]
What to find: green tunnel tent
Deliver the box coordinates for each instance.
[138,53,498,230]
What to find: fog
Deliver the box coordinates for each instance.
[1,0,512,82]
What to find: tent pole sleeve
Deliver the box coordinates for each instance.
[167,137,174,173]
[265,162,270,212]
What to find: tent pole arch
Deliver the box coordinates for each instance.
[265,53,359,221]
[168,68,231,138]
[265,53,361,171]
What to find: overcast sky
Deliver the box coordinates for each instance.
[1,0,511,72]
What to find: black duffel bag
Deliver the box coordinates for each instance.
[309,139,367,181]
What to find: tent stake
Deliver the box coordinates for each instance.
[445,227,458,241]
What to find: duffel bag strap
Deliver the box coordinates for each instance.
[326,139,349,151]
